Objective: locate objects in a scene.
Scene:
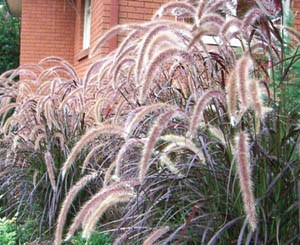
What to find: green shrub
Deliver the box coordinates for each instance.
[67,232,111,245]
[0,215,17,245]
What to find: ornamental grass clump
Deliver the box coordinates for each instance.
[0,0,299,244]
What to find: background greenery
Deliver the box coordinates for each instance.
[0,0,20,74]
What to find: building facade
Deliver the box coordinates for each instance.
[20,0,168,77]
[8,0,300,77]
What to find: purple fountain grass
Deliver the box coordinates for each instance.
[61,124,126,178]
[152,1,196,20]
[196,0,206,21]
[34,133,46,151]
[54,172,98,245]
[236,131,257,231]
[81,143,104,174]
[199,13,225,28]
[204,0,226,15]
[0,103,18,120]
[236,55,253,112]
[160,134,204,163]
[90,24,144,56]
[114,138,145,178]
[112,57,135,89]
[225,69,238,126]
[82,191,135,239]
[103,161,117,186]
[124,103,174,138]
[249,80,263,119]
[44,151,56,191]
[135,25,168,83]
[220,17,241,38]
[142,226,169,245]
[188,89,225,137]
[241,8,264,40]
[65,180,138,241]
[139,48,195,103]
[139,109,186,182]
[94,97,114,124]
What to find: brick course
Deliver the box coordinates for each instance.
[20,0,300,78]
[20,0,76,65]
[20,0,168,77]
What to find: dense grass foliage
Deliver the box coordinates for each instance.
[0,0,299,244]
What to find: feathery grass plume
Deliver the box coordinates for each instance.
[114,138,145,178]
[65,180,138,240]
[135,25,168,84]
[225,69,238,126]
[44,100,61,130]
[54,172,98,245]
[152,2,196,20]
[236,55,253,112]
[36,95,50,123]
[204,0,226,15]
[241,8,264,39]
[160,154,182,176]
[189,26,219,49]
[113,29,141,62]
[81,143,104,174]
[199,13,225,28]
[139,48,194,103]
[0,103,17,120]
[144,31,192,66]
[82,191,135,239]
[112,57,135,89]
[2,116,18,134]
[44,151,56,191]
[139,109,185,182]
[82,58,110,90]
[38,56,79,81]
[94,98,114,124]
[220,17,241,38]
[159,139,204,176]
[29,125,45,141]
[61,125,125,177]
[34,133,46,151]
[111,42,137,79]
[144,34,179,64]
[142,226,169,245]
[160,134,204,161]
[103,161,117,186]
[58,87,83,111]
[236,131,257,231]
[248,80,263,119]
[207,125,226,146]
[188,90,225,137]
[196,0,206,22]
[50,78,58,98]
[125,103,173,138]
[90,24,142,56]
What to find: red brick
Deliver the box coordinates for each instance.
[21,0,168,78]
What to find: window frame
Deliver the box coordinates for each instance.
[83,0,91,50]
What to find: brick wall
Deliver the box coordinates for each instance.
[20,0,76,65]
[20,0,300,78]
[292,0,300,31]
[73,0,167,77]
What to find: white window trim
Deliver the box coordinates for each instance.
[83,0,91,50]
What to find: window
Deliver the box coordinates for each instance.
[83,0,91,50]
